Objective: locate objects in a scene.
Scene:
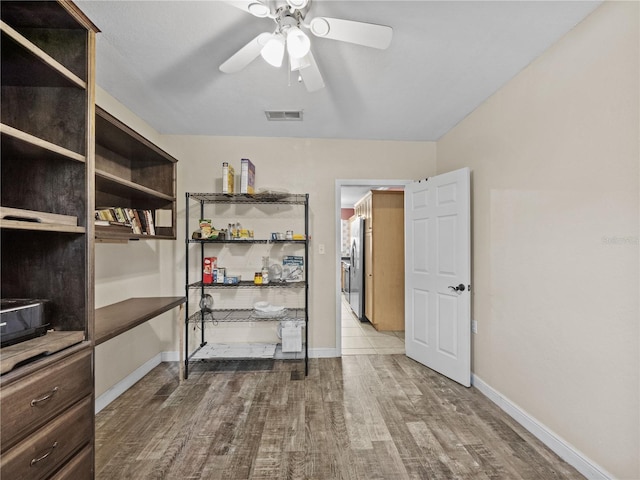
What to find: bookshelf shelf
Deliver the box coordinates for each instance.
[1,123,86,163]
[0,219,85,234]
[95,169,174,204]
[1,21,86,89]
[94,106,178,240]
[94,225,175,241]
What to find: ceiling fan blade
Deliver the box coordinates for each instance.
[220,32,271,73]
[224,0,272,18]
[299,50,324,92]
[308,17,392,50]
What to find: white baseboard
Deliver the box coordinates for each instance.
[471,374,613,480]
[161,350,179,362]
[95,353,162,414]
[309,347,339,358]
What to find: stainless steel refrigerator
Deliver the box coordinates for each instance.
[349,216,365,320]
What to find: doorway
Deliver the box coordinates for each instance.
[334,179,410,356]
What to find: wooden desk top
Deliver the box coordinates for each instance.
[95,296,186,346]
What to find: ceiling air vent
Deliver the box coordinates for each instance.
[265,110,303,121]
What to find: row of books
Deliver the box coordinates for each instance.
[95,207,156,235]
[222,158,255,194]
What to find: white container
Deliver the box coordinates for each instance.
[281,322,302,353]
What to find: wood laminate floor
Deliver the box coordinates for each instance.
[95,357,584,480]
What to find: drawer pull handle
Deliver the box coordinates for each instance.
[30,387,59,407]
[30,441,58,466]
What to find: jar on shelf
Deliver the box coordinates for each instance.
[254,272,263,285]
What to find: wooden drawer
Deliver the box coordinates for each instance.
[50,444,93,480]
[1,396,92,480]
[1,348,92,451]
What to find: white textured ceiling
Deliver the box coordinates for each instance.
[76,0,601,141]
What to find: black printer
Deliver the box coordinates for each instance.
[0,299,49,348]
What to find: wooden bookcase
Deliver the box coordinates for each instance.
[94,106,177,241]
[0,1,97,478]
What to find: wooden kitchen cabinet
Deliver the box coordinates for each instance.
[355,191,404,331]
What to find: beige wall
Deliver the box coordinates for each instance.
[93,88,436,395]
[94,87,183,397]
[436,2,639,478]
[162,134,436,352]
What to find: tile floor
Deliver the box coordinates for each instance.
[341,294,405,355]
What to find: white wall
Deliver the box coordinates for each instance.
[436,2,639,479]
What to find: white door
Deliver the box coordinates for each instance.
[405,168,471,387]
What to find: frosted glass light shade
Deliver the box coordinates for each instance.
[287,0,309,9]
[261,34,285,67]
[290,53,311,71]
[286,27,311,59]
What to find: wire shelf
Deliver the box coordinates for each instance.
[187,238,306,244]
[187,192,307,205]
[188,308,305,323]
[187,280,305,289]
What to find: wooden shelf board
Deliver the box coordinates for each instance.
[0,21,85,89]
[0,123,86,163]
[94,228,176,242]
[95,169,174,202]
[0,331,85,375]
[95,297,186,346]
[0,219,85,234]
[95,107,178,164]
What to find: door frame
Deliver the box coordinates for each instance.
[334,179,412,355]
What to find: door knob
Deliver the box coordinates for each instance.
[448,284,466,292]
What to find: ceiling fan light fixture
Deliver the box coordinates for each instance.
[247,2,270,17]
[286,0,309,10]
[290,53,311,71]
[261,33,285,67]
[286,27,311,58]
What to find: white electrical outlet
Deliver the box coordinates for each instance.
[471,320,478,334]
[318,244,325,254]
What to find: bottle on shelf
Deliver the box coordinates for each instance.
[261,256,270,284]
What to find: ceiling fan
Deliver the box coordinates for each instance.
[220,0,393,92]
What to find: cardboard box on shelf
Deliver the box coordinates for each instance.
[222,162,234,194]
[240,158,255,194]
[203,257,217,284]
[282,255,304,282]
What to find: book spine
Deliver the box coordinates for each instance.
[126,208,141,234]
[134,209,147,234]
[145,210,156,236]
